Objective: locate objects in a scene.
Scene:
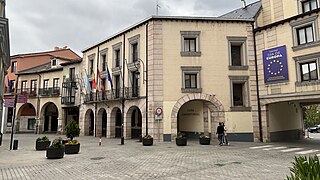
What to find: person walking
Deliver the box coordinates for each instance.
[223,122,229,145]
[216,122,224,145]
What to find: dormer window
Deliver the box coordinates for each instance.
[52,59,57,66]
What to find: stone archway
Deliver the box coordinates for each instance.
[171,93,225,140]
[40,102,59,133]
[16,103,36,132]
[126,106,142,139]
[84,109,94,136]
[97,108,107,137]
[110,107,121,138]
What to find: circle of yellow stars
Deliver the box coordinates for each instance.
[267,59,284,75]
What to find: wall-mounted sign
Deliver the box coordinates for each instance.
[155,107,162,115]
[263,45,289,84]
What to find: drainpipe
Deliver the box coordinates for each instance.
[252,23,263,142]
[36,73,42,134]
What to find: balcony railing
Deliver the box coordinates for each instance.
[61,81,77,105]
[4,87,15,94]
[16,88,37,97]
[84,87,140,103]
[39,87,60,97]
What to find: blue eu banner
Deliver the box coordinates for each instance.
[263,45,289,84]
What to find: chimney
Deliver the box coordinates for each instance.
[241,0,247,8]
[54,46,60,50]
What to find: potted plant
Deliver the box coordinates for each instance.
[176,132,187,146]
[65,140,80,154]
[64,120,81,154]
[142,134,153,146]
[46,137,64,159]
[35,136,51,150]
[199,134,211,145]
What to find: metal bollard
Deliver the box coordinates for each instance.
[13,140,18,150]
[0,132,2,146]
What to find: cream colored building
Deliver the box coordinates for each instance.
[251,0,320,142]
[14,57,82,134]
[80,14,259,142]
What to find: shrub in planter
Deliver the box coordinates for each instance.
[176,132,187,146]
[36,136,51,150]
[199,134,211,145]
[46,137,64,159]
[142,134,153,146]
[65,140,80,154]
[286,155,320,180]
[65,120,80,141]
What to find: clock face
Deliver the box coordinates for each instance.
[267,59,284,76]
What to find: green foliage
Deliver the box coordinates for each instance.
[199,133,210,139]
[286,156,320,180]
[304,105,320,128]
[65,120,80,140]
[143,134,153,139]
[50,137,64,148]
[65,140,79,145]
[176,132,186,139]
[36,136,49,142]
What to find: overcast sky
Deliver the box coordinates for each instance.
[6,0,257,56]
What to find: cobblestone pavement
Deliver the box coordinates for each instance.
[1,133,320,180]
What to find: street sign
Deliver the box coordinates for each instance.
[17,94,28,103]
[4,98,14,107]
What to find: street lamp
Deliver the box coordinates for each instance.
[133,58,148,136]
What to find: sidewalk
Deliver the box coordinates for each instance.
[0,133,311,180]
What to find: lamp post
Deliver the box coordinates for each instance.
[134,58,148,136]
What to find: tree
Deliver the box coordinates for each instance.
[65,120,80,140]
[303,105,320,128]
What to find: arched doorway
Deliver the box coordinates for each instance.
[16,103,36,132]
[127,106,142,139]
[97,108,107,137]
[41,102,59,133]
[84,109,94,136]
[115,108,122,138]
[171,93,225,140]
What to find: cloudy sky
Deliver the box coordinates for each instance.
[6,0,257,56]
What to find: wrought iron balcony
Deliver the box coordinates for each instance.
[84,87,140,103]
[16,88,37,97]
[61,81,77,105]
[39,87,60,97]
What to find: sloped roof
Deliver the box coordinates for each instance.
[11,48,80,60]
[16,62,62,75]
[220,1,262,20]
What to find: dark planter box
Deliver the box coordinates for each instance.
[176,137,187,146]
[62,139,69,144]
[142,138,153,146]
[199,137,211,145]
[46,147,65,159]
[65,143,80,154]
[35,141,51,150]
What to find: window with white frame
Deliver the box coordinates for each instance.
[227,37,248,70]
[31,80,37,93]
[43,79,49,89]
[21,81,27,92]
[88,53,95,75]
[302,0,318,13]
[291,15,319,50]
[112,43,122,68]
[128,35,140,63]
[180,31,201,56]
[294,53,320,84]
[11,61,17,73]
[52,59,57,66]
[100,48,108,72]
[181,66,201,93]
[229,76,250,111]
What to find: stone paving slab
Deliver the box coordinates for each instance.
[0,133,319,179]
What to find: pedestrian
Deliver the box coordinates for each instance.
[223,122,229,145]
[216,122,224,145]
